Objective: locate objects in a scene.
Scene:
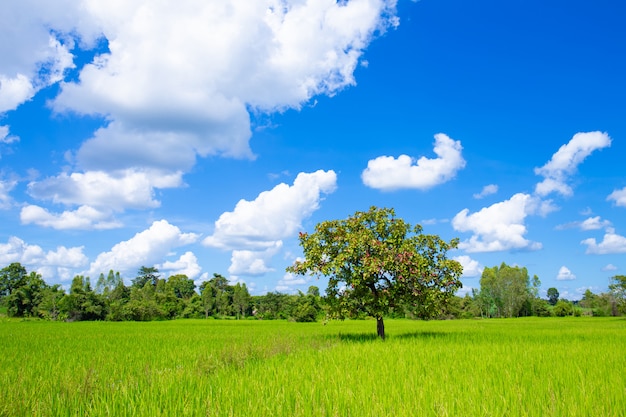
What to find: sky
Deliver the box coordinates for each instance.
[1,0,625,300]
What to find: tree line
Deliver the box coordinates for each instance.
[0,261,624,323]
[0,263,323,322]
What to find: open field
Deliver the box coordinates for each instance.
[0,317,624,416]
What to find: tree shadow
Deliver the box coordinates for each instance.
[328,331,449,343]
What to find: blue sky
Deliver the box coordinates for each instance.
[1,0,625,299]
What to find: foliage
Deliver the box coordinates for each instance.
[478,263,537,318]
[547,287,559,306]
[288,207,462,338]
[552,299,574,317]
[608,275,626,315]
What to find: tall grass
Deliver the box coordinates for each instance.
[0,317,624,416]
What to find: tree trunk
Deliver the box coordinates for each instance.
[376,317,385,340]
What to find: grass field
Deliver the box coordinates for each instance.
[0,317,624,416]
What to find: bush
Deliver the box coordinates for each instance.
[553,300,574,317]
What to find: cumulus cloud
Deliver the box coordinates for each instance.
[534,131,611,197]
[0,1,99,113]
[0,236,88,281]
[87,220,199,279]
[204,170,337,250]
[452,193,542,253]
[157,251,203,280]
[20,205,122,230]
[602,264,617,271]
[581,229,626,254]
[22,169,184,229]
[46,0,399,169]
[453,255,484,278]
[4,1,397,230]
[473,184,498,199]
[556,266,576,281]
[607,187,626,207]
[204,170,336,277]
[27,169,183,211]
[228,242,283,276]
[362,133,465,191]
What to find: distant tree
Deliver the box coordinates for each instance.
[287,207,462,339]
[307,286,320,297]
[132,266,160,288]
[480,263,534,318]
[199,280,216,318]
[96,270,123,295]
[167,274,196,299]
[232,283,251,319]
[59,276,105,321]
[6,271,48,317]
[210,274,231,316]
[608,275,626,315]
[553,299,574,317]
[37,284,65,320]
[106,280,131,321]
[547,287,559,306]
[0,263,28,301]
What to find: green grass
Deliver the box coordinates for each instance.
[0,317,624,416]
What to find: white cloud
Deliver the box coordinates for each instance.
[157,251,203,280]
[20,205,122,230]
[602,264,618,271]
[362,133,466,191]
[276,271,309,292]
[46,0,399,169]
[0,177,16,209]
[204,170,337,250]
[452,193,542,253]
[205,170,336,276]
[0,236,88,281]
[607,187,626,208]
[27,169,183,212]
[581,229,626,254]
[580,216,612,231]
[556,266,576,281]
[557,216,612,231]
[0,125,19,145]
[453,255,484,278]
[0,1,98,113]
[534,131,611,197]
[473,184,498,199]
[228,243,283,276]
[87,220,199,279]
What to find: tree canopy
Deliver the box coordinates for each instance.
[287,206,463,339]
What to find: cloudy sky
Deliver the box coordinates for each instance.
[1,0,625,299]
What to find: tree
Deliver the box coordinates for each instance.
[479,263,532,318]
[608,275,626,315]
[553,299,573,317]
[6,271,48,317]
[167,274,196,299]
[132,266,160,288]
[59,276,105,321]
[287,207,462,339]
[232,283,251,319]
[547,287,559,306]
[0,263,28,300]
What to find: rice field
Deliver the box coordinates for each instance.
[0,317,624,416]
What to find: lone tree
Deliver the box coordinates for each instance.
[287,207,462,339]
